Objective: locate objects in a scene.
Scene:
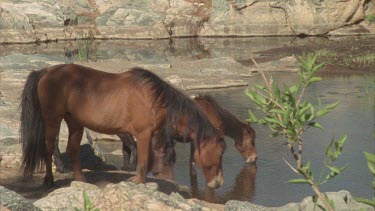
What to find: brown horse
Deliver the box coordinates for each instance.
[119,94,256,179]
[20,64,225,188]
[189,95,257,175]
[193,95,257,163]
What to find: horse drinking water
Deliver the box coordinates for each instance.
[20,64,226,188]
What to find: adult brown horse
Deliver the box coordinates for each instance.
[119,94,257,179]
[20,64,225,188]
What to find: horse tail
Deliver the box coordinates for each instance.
[20,69,48,177]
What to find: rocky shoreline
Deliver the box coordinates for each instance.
[0,181,373,210]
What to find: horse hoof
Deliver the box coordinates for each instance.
[56,166,70,173]
[43,178,55,187]
[128,175,144,184]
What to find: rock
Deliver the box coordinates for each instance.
[225,200,268,211]
[225,190,375,211]
[0,186,41,211]
[296,190,375,211]
[0,0,373,43]
[33,181,220,210]
[33,181,101,210]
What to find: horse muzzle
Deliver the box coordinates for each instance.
[246,155,257,164]
[206,171,224,189]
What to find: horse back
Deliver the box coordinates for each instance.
[37,64,160,135]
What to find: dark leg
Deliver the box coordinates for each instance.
[190,142,197,177]
[118,134,137,171]
[53,135,69,173]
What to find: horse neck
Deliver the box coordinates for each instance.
[220,109,245,145]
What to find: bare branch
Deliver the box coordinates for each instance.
[283,157,299,173]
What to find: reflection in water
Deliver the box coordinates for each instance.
[190,165,257,203]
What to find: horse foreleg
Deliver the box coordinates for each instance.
[190,142,197,177]
[53,135,69,173]
[129,130,152,184]
[118,134,136,171]
[44,122,61,187]
[65,118,85,182]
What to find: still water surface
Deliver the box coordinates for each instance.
[1,37,374,206]
[178,73,374,206]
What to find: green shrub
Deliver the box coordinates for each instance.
[246,53,348,211]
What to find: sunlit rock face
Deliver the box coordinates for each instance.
[0,0,372,43]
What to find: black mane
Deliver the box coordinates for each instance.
[128,67,219,144]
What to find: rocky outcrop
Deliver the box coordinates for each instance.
[33,181,223,210]
[0,0,373,43]
[31,182,374,211]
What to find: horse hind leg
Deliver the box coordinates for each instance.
[64,117,85,182]
[44,120,62,186]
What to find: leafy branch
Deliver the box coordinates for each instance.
[354,152,375,207]
[246,53,348,211]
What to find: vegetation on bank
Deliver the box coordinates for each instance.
[246,53,374,210]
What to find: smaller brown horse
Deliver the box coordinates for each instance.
[189,95,256,176]
[20,64,225,189]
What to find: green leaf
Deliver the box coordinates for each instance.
[364,152,375,176]
[248,110,259,122]
[288,178,310,184]
[270,109,286,116]
[308,122,324,130]
[312,62,325,74]
[354,197,375,207]
[325,101,339,110]
[264,117,285,127]
[324,165,348,182]
[325,138,335,160]
[316,109,330,118]
[307,106,315,121]
[327,166,341,174]
[254,84,267,91]
[289,84,299,94]
[297,103,311,117]
[309,77,322,83]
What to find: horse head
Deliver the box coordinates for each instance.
[150,135,175,181]
[194,136,226,189]
[235,123,257,163]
